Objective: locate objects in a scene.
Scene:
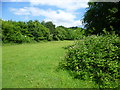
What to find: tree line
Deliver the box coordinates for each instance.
[1,2,119,44]
[1,19,85,43]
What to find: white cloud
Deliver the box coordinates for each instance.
[51,20,82,27]
[10,8,30,15]
[30,0,89,11]
[6,0,88,27]
[3,0,89,11]
[10,7,82,27]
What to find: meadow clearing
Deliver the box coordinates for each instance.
[2,1,119,88]
[2,41,98,88]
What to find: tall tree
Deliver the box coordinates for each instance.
[83,2,120,35]
[44,21,55,34]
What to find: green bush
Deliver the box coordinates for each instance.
[60,35,120,88]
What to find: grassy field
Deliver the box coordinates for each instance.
[0,45,2,89]
[2,41,98,88]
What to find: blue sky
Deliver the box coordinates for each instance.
[1,0,89,27]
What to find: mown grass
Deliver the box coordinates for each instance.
[2,41,98,88]
[0,45,2,89]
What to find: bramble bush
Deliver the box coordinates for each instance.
[60,34,120,88]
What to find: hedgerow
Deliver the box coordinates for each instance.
[60,34,120,88]
[1,19,85,43]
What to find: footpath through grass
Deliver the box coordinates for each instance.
[2,41,98,88]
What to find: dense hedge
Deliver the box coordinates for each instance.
[1,19,85,43]
[60,34,120,88]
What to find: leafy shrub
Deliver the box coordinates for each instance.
[2,19,85,43]
[60,35,120,88]
[48,34,53,41]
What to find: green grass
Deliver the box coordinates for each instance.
[2,41,98,88]
[0,45,2,89]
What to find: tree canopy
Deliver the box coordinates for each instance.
[83,2,120,35]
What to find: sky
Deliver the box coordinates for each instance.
[1,0,89,27]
